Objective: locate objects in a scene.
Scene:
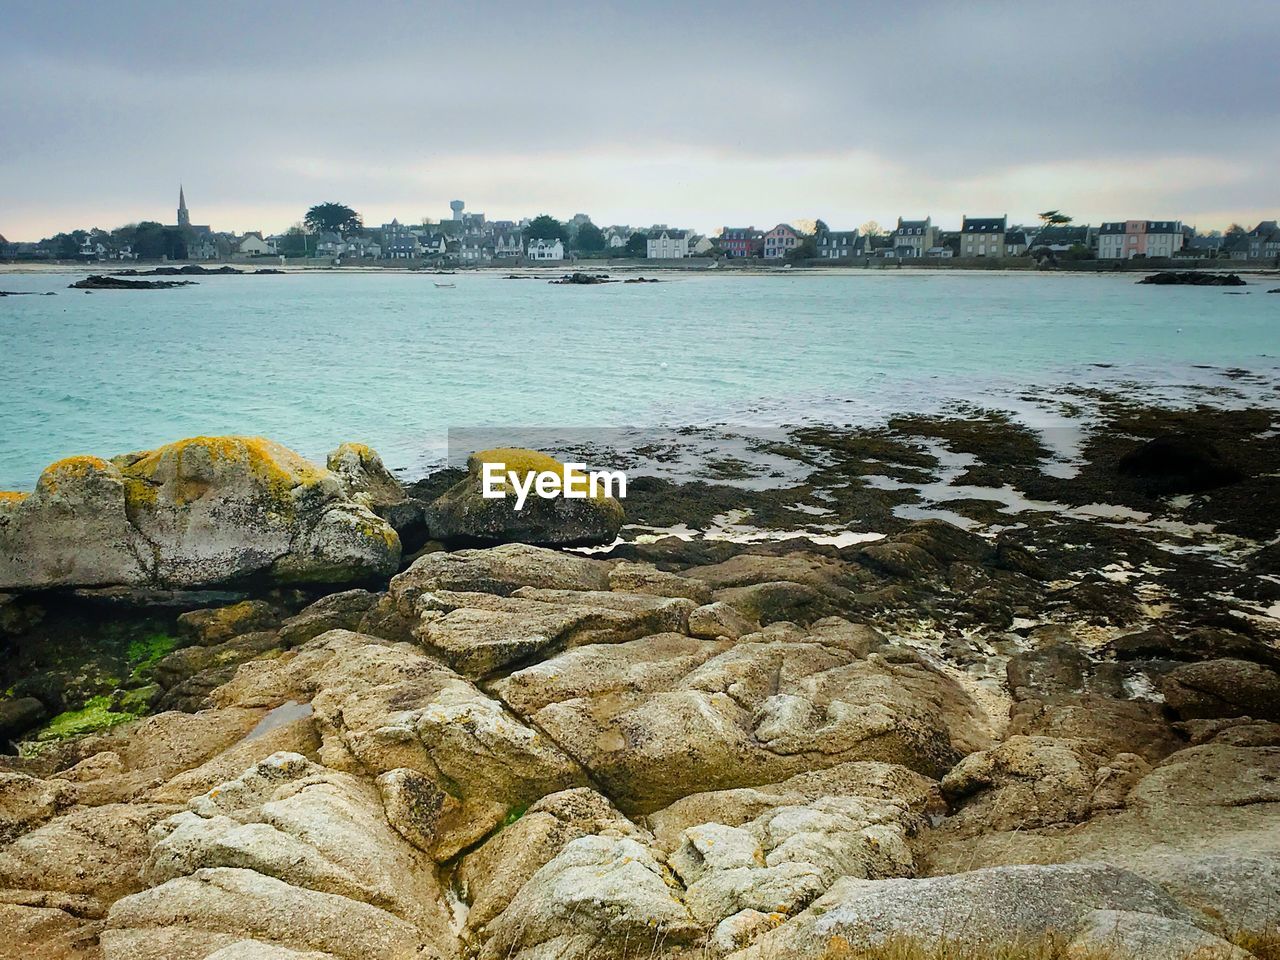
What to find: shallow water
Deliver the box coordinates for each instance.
[1,269,1277,490]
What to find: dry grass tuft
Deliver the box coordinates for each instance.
[1232,929,1280,960]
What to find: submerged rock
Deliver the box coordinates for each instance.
[0,437,400,592]
[425,448,624,547]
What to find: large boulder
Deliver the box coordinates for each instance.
[1065,909,1251,960]
[940,735,1150,833]
[479,834,699,960]
[211,629,585,860]
[492,620,991,813]
[1161,658,1280,721]
[102,752,457,960]
[390,542,609,602]
[728,862,1198,957]
[425,448,624,547]
[326,443,429,552]
[407,588,695,678]
[920,741,1280,878]
[1116,432,1245,493]
[454,787,651,936]
[0,437,400,591]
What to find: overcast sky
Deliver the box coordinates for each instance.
[2,1,1277,240]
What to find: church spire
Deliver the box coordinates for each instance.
[177,185,190,228]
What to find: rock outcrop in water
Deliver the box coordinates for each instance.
[0,437,400,592]
[1136,271,1247,286]
[69,276,197,290]
[425,448,624,547]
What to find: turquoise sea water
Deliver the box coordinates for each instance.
[0,270,1276,490]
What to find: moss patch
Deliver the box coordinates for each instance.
[502,803,530,827]
[126,631,181,680]
[30,694,139,743]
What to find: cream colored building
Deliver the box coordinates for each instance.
[960,215,1008,257]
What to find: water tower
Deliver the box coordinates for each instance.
[450,200,465,221]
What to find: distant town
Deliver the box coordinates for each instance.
[3,189,1278,267]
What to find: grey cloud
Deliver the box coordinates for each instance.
[2,0,1277,238]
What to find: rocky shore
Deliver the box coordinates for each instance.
[1,394,1277,960]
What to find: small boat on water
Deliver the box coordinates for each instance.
[434,282,456,288]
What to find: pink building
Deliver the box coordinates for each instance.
[1098,220,1185,259]
[763,223,804,259]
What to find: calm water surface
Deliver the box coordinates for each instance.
[0,270,1276,489]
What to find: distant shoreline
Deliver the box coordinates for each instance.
[2,260,1277,278]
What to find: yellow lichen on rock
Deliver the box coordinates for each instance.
[340,441,375,460]
[121,436,330,508]
[36,455,115,494]
[0,491,29,504]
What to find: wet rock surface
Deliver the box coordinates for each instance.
[1,389,1278,959]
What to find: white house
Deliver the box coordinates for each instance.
[527,238,565,261]
[237,233,271,256]
[646,229,689,259]
[418,234,448,257]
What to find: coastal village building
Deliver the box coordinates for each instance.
[719,227,763,258]
[459,237,493,263]
[647,229,690,259]
[237,233,271,256]
[527,238,565,261]
[1097,220,1186,259]
[315,233,344,257]
[1184,235,1225,257]
[419,234,447,257]
[604,227,631,249]
[816,227,863,260]
[187,234,219,260]
[169,186,219,259]
[494,230,524,258]
[689,235,715,256]
[338,236,380,258]
[763,223,804,259]
[892,217,936,258]
[1247,221,1280,260]
[381,220,420,259]
[1003,229,1032,257]
[1029,225,1097,255]
[960,216,1008,257]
